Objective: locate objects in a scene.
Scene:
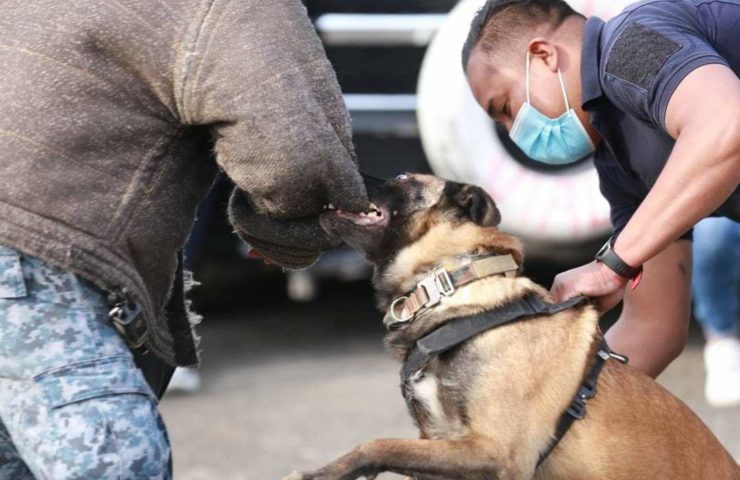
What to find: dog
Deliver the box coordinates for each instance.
[284,174,739,480]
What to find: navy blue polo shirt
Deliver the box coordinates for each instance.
[581,0,740,240]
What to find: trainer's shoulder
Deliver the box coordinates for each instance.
[598,1,703,120]
[601,0,697,71]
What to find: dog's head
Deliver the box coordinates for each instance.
[320,174,523,309]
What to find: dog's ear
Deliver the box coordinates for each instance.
[453,186,501,227]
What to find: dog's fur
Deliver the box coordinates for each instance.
[285,174,739,480]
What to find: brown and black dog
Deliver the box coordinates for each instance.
[285,174,738,480]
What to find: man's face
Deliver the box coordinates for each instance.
[465,46,587,136]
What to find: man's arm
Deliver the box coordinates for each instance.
[552,64,739,316]
[605,240,692,378]
[613,64,740,268]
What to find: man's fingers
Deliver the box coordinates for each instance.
[247,249,274,265]
[550,275,575,302]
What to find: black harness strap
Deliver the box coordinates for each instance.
[536,337,612,466]
[402,293,589,381]
[400,293,624,467]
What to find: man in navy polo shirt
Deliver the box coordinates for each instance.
[463,0,739,379]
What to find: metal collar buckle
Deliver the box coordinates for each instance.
[385,269,457,330]
[388,296,414,327]
[418,268,456,308]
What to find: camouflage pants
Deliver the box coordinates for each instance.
[0,246,172,479]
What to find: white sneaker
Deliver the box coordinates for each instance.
[704,337,740,408]
[166,367,203,394]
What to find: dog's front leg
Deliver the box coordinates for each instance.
[283,446,376,480]
[284,437,522,480]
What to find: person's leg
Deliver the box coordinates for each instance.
[0,415,35,479]
[604,240,693,377]
[692,218,739,337]
[692,218,740,407]
[0,246,172,479]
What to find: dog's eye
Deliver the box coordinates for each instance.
[396,174,409,182]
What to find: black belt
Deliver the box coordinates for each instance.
[400,293,627,466]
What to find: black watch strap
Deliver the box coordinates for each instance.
[595,237,643,280]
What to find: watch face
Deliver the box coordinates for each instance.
[596,240,610,259]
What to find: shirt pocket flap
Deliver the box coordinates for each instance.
[33,356,155,409]
[0,247,27,299]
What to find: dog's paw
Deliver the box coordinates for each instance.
[282,472,305,480]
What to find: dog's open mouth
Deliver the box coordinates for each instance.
[323,202,389,228]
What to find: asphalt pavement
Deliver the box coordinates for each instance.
[160,279,739,480]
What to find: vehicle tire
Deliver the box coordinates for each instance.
[417,0,635,259]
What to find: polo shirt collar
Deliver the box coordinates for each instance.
[581,16,606,111]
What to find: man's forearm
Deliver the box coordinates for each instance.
[614,124,739,268]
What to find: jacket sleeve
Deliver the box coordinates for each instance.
[178,0,360,219]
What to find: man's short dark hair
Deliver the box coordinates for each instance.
[462,0,583,71]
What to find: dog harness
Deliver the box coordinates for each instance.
[398,292,628,467]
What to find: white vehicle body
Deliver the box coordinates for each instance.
[312,0,634,261]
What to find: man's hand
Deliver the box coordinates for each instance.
[550,260,628,313]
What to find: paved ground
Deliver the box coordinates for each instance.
[160,281,739,480]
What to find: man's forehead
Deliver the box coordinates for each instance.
[467,50,511,101]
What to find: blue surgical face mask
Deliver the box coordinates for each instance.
[509,52,595,165]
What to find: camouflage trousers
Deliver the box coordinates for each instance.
[0,246,172,479]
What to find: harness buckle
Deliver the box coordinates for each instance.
[566,395,587,420]
[609,351,629,364]
[418,269,456,308]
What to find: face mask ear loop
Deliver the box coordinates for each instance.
[525,51,532,105]
[557,67,571,112]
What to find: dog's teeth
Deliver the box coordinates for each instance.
[327,203,336,210]
[366,202,383,216]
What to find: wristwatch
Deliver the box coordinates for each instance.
[595,236,643,280]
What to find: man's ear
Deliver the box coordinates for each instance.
[528,38,559,72]
[454,186,501,227]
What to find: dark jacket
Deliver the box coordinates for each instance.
[0,0,356,366]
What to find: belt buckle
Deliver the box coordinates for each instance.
[109,298,148,352]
